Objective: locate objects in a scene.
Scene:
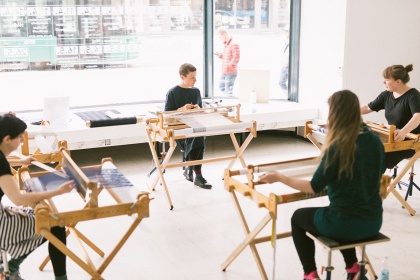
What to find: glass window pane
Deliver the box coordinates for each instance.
[213,0,290,101]
[0,0,204,112]
[0,0,292,112]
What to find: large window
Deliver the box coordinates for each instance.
[0,0,291,112]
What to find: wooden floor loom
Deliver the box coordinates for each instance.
[17,145,151,280]
[221,157,390,280]
[145,104,256,209]
[7,122,65,176]
[305,120,420,216]
[7,112,62,175]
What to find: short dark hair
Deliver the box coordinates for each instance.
[179,63,197,77]
[382,64,413,84]
[0,113,27,144]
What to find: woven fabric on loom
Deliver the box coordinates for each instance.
[23,164,134,194]
[74,109,120,121]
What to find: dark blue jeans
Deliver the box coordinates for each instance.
[279,65,288,91]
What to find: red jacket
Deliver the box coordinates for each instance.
[220,37,240,74]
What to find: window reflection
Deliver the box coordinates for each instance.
[213,0,290,100]
[0,0,290,111]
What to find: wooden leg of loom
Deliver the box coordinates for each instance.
[388,187,415,215]
[38,198,105,270]
[97,216,143,275]
[306,133,323,151]
[38,226,105,271]
[224,132,254,170]
[146,132,174,209]
[69,227,97,273]
[40,229,103,279]
[386,154,419,215]
[97,194,149,275]
[38,254,51,271]
[71,226,105,255]
[154,146,175,210]
[221,191,271,280]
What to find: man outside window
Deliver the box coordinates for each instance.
[279,24,290,93]
[215,27,240,96]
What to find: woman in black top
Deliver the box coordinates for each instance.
[0,113,74,280]
[361,64,420,171]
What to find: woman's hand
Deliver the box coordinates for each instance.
[57,180,76,195]
[19,155,36,165]
[260,171,315,193]
[8,155,36,166]
[394,130,406,142]
[259,171,281,184]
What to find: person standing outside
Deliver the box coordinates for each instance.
[260,90,384,280]
[279,24,290,93]
[215,27,240,96]
[164,63,212,189]
[360,64,420,172]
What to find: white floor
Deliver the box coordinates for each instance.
[17,133,420,280]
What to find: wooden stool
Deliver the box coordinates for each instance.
[1,249,10,280]
[306,232,390,280]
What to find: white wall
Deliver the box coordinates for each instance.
[298,0,347,121]
[343,0,420,124]
[298,0,420,124]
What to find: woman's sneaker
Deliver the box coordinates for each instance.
[303,270,321,280]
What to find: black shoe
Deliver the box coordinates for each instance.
[183,169,193,182]
[194,176,212,189]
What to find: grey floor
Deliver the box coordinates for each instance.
[15,133,420,279]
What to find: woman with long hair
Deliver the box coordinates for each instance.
[261,90,385,280]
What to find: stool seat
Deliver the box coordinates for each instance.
[309,232,390,251]
[306,232,390,280]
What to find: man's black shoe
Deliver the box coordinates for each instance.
[183,169,193,182]
[194,176,212,189]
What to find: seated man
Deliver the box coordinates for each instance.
[164,63,212,189]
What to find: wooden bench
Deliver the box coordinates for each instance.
[306,232,390,280]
